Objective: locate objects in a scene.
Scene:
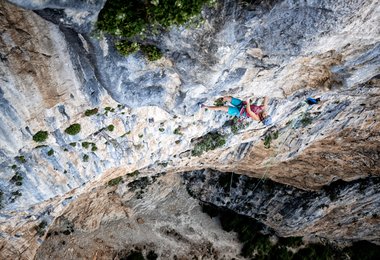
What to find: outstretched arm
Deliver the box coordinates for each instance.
[245,99,260,121]
[202,105,229,112]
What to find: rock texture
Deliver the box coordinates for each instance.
[184,169,380,245]
[34,172,243,259]
[0,0,379,258]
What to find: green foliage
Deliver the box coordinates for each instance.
[191,132,226,156]
[115,40,140,56]
[300,112,313,127]
[96,0,213,59]
[140,45,162,61]
[83,154,89,162]
[11,164,17,170]
[35,220,47,237]
[84,108,99,116]
[263,130,279,149]
[82,142,91,149]
[273,130,279,139]
[15,156,26,163]
[69,142,77,147]
[264,134,272,149]
[175,140,181,144]
[230,118,249,134]
[293,243,337,260]
[213,97,226,107]
[108,176,123,186]
[346,241,380,260]
[107,125,115,131]
[159,128,165,132]
[81,141,97,151]
[47,149,54,156]
[279,236,303,248]
[10,172,23,186]
[11,190,22,197]
[146,250,158,260]
[104,107,115,112]
[126,250,144,260]
[33,131,48,142]
[173,127,183,135]
[127,170,140,177]
[64,124,81,135]
[138,134,143,138]
[96,0,212,38]
[158,162,168,167]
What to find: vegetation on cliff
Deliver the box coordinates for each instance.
[96,0,215,57]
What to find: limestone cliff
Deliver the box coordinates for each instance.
[0,0,379,259]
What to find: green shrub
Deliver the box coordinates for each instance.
[138,134,143,138]
[64,124,81,135]
[82,142,91,149]
[230,118,249,134]
[11,165,17,170]
[84,108,98,116]
[107,125,115,131]
[159,128,165,132]
[108,176,123,186]
[264,134,272,149]
[11,190,22,197]
[279,236,303,248]
[115,40,140,56]
[273,130,279,139]
[47,149,54,156]
[140,45,162,61]
[147,250,158,260]
[69,142,77,147]
[15,156,26,163]
[32,131,48,142]
[300,112,313,127]
[10,172,23,186]
[96,0,214,60]
[104,107,115,112]
[91,145,98,152]
[175,140,181,144]
[127,170,140,177]
[126,250,144,260]
[96,0,213,38]
[83,154,89,162]
[173,127,183,135]
[158,162,168,167]
[35,220,47,237]
[191,132,226,156]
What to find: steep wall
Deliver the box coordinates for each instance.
[0,0,379,258]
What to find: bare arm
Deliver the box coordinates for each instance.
[245,99,260,121]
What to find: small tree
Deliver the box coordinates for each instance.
[65,124,81,135]
[33,131,48,142]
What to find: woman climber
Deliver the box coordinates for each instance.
[201,96,272,126]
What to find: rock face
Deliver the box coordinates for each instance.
[184,169,380,244]
[0,0,379,259]
[34,172,243,259]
